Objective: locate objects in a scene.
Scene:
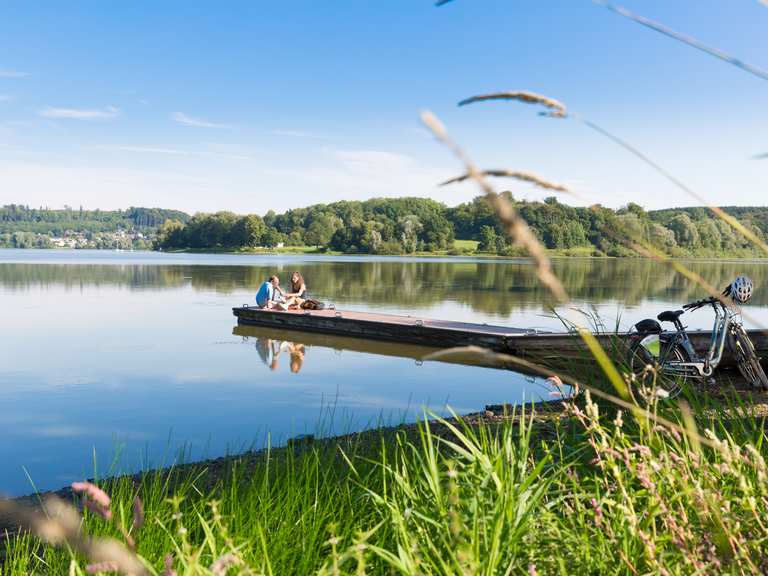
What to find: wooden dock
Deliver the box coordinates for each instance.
[232,306,768,368]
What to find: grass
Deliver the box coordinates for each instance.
[3,388,768,574]
[452,239,480,252]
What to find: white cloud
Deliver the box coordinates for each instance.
[0,69,29,78]
[282,147,472,206]
[270,129,324,139]
[38,106,121,120]
[89,144,252,161]
[91,145,194,156]
[172,112,230,129]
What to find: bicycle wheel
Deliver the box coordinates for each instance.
[627,337,688,398]
[727,325,768,390]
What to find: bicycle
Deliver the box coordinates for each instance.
[627,277,768,397]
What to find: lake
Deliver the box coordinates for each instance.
[2,250,767,495]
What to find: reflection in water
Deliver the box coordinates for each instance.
[254,337,306,373]
[4,254,768,318]
[233,324,553,378]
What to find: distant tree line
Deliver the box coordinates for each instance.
[0,205,190,248]
[157,198,455,254]
[155,195,768,257]
[3,198,767,257]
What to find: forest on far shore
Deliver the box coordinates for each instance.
[3,196,768,257]
[154,195,768,257]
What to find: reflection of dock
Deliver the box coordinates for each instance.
[233,324,527,372]
[232,307,768,367]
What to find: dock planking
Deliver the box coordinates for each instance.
[232,306,768,368]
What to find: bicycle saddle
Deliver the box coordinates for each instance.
[657,310,684,323]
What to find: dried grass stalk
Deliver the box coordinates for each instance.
[423,109,630,400]
[456,89,768,257]
[599,209,763,328]
[458,91,567,117]
[440,169,568,191]
[582,119,768,256]
[421,110,569,304]
[593,1,768,82]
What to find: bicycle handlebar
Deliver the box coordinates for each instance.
[682,296,719,310]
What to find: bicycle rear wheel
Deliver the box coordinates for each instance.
[727,325,768,390]
[627,337,688,398]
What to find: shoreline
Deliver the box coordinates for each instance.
[7,372,767,507]
[1,399,567,529]
[3,246,768,263]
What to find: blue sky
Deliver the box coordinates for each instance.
[1,0,766,214]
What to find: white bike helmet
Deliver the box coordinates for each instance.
[729,275,754,304]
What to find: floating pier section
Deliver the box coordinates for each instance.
[232,306,768,368]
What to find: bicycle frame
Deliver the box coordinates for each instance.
[658,301,737,378]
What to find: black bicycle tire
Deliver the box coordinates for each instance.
[627,338,688,398]
[728,326,768,390]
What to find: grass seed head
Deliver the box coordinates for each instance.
[440,170,568,192]
[458,91,567,117]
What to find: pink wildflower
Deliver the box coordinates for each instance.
[71,482,111,507]
[72,481,112,521]
[591,497,603,527]
[163,554,177,576]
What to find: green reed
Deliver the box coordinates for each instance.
[3,387,768,574]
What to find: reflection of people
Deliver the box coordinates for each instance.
[289,343,306,373]
[255,276,287,310]
[255,337,271,366]
[269,340,281,371]
[254,336,306,373]
[284,272,308,309]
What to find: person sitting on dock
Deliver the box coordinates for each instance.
[255,276,288,310]
[284,271,308,309]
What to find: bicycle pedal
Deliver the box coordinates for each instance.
[705,377,716,386]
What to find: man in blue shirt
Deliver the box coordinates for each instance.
[255,276,287,310]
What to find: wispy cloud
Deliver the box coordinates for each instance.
[0,95,13,102]
[172,112,230,129]
[92,145,193,156]
[0,69,29,78]
[38,106,121,120]
[276,147,462,204]
[89,144,251,160]
[753,152,768,160]
[270,129,324,139]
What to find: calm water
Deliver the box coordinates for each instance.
[2,250,768,495]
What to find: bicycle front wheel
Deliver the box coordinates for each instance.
[628,337,688,398]
[727,326,768,390]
